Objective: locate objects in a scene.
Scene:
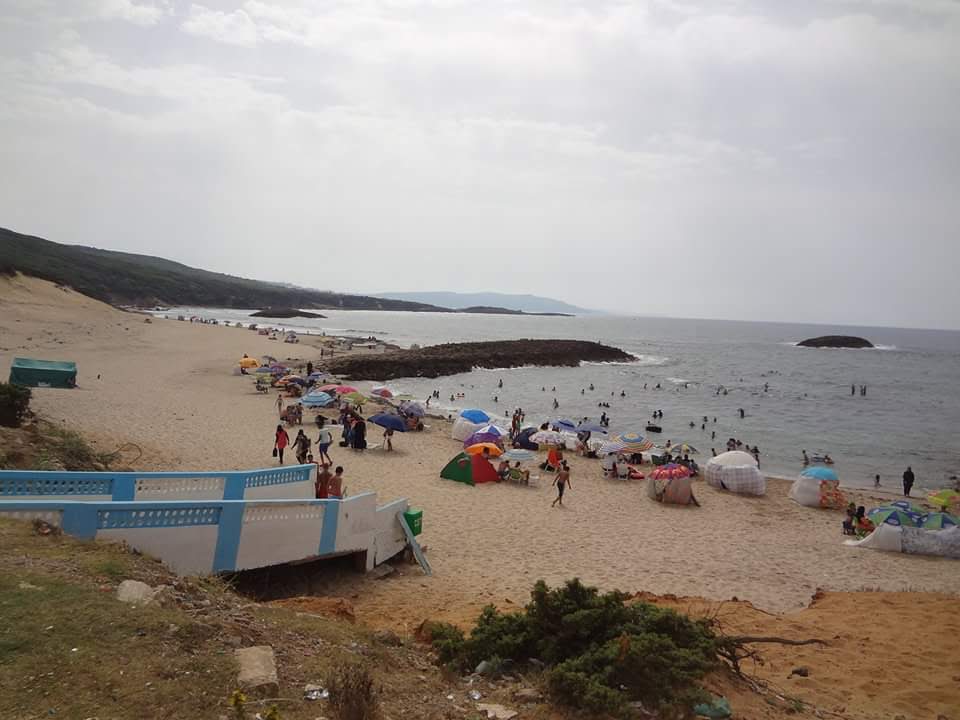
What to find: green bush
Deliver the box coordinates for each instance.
[427,578,718,717]
[0,382,31,428]
[418,621,465,667]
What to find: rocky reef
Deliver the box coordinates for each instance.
[797,335,874,349]
[324,339,633,380]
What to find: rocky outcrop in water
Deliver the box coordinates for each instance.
[797,335,874,349]
[324,339,633,380]
[251,308,326,319]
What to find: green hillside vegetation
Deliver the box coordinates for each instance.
[0,227,445,312]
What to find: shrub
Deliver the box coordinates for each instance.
[327,663,379,720]
[427,578,718,717]
[0,382,31,428]
[419,621,465,667]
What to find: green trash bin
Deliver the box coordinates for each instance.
[403,508,423,536]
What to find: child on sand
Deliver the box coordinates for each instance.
[552,461,571,507]
[329,466,345,499]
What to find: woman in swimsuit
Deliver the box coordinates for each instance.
[552,462,571,507]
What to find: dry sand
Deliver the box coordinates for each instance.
[3,275,960,718]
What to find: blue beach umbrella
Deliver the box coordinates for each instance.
[576,422,608,434]
[460,409,490,424]
[867,507,920,527]
[299,391,334,407]
[801,466,839,482]
[550,418,578,431]
[399,401,425,417]
[369,413,407,432]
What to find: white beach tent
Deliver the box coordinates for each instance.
[847,524,960,559]
[704,451,766,496]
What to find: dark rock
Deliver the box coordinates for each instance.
[790,666,810,677]
[251,308,326,319]
[796,335,874,349]
[326,339,634,381]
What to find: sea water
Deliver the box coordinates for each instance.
[165,307,960,490]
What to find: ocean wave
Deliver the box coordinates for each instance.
[582,353,670,367]
[667,377,691,385]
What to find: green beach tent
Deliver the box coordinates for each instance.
[8,358,77,388]
[440,452,499,486]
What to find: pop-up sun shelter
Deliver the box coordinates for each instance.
[8,358,77,388]
[440,452,499,486]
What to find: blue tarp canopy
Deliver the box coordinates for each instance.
[8,358,77,388]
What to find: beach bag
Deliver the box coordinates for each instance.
[272,447,278,458]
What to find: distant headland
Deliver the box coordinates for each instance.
[797,335,874,349]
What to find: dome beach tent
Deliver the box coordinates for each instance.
[789,466,846,508]
[705,451,765,496]
[846,524,960,559]
[647,474,697,506]
[440,452,499,486]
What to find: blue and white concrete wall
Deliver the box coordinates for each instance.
[0,466,412,575]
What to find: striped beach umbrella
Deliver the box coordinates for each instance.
[601,432,654,455]
[918,512,958,529]
[927,489,960,512]
[502,449,536,462]
[867,507,920,527]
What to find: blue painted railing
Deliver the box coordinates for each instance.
[0,465,314,502]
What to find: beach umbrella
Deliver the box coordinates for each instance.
[371,386,394,398]
[465,443,503,457]
[299,393,334,408]
[463,431,504,449]
[889,500,925,514]
[867,507,920,527]
[280,376,307,386]
[318,384,358,394]
[342,391,368,404]
[664,442,699,456]
[550,418,578,432]
[460,409,490,424]
[502,449,536,462]
[473,424,505,437]
[918,512,958,529]
[530,430,562,446]
[608,432,654,453]
[576,422,608,434]
[651,463,692,480]
[801,466,839,482]
[369,413,407,432]
[927,489,960,512]
[399,401,425,417]
[254,366,273,374]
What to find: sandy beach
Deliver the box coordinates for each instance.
[2,274,958,617]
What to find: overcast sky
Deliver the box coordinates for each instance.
[1,1,958,328]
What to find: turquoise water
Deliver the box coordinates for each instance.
[166,307,960,490]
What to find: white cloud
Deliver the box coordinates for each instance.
[181,4,259,46]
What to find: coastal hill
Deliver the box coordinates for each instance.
[325,339,633,380]
[0,227,446,312]
[374,291,596,315]
[0,228,566,317]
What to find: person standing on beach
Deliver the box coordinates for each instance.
[294,429,311,464]
[276,393,284,416]
[874,474,881,488]
[274,424,290,464]
[903,467,915,496]
[329,466,345,499]
[552,461,571,507]
[314,461,332,498]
